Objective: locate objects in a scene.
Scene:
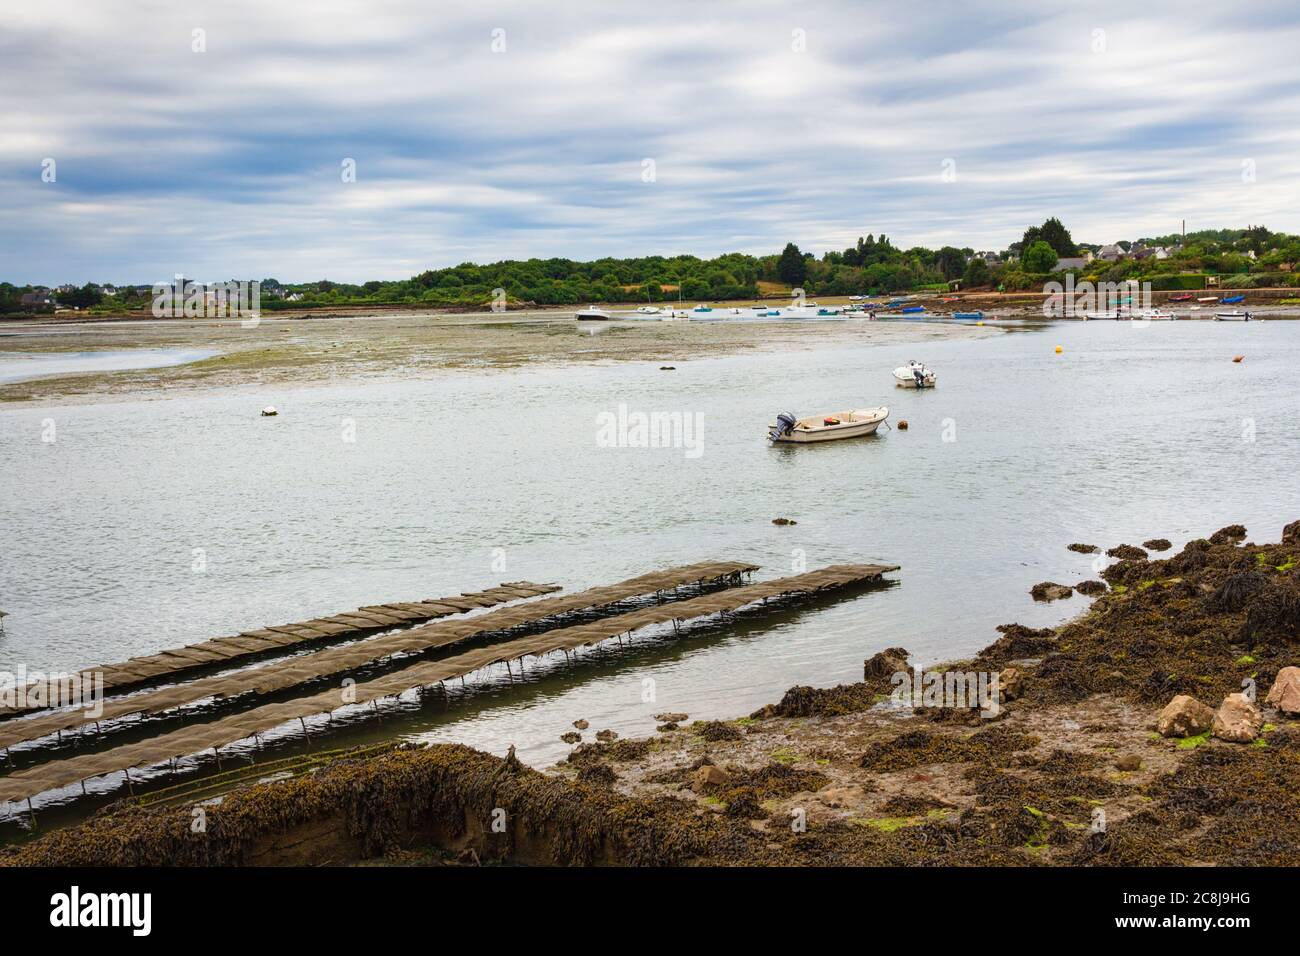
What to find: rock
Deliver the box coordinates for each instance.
[771,517,798,526]
[560,731,581,744]
[1075,579,1107,596]
[691,765,730,792]
[1115,754,1142,771]
[690,753,715,770]
[1030,582,1073,601]
[1106,544,1148,560]
[1265,666,1300,716]
[897,420,909,430]
[654,712,689,723]
[595,729,618,743]
[1283,520,1300,546]
[260,406,278,417]
[1067,543,1099,554]
[1156,694,1215,738]
[864,647,913,682]
[656,722,679,732]
[1209,524,1247,545]
[998,667,1022,702]
[1142,538,1172,552]
[1212,693,1263,743]
[573,719,589,730]
[659,366,676,370]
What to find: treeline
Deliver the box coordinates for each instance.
[6,220,1300,315]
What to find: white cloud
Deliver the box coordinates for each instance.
[1,0,1298,283]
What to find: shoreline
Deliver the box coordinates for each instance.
[7,521,1297,866]
[0,309,999,405]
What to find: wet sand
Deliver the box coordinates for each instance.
[0,309,996,404]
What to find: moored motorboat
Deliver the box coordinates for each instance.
[768,406,889,443]
[952,311,984,321]
[1134,308,1174,321]
[575,306,612,320]
[893,360,936,388]
[1215,311,1251,321]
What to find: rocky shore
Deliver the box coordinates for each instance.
[6,521,1298,866]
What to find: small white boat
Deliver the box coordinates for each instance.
[1215,311,1251,321]
[1083,310,1120,320]
[893,360,936,388]
[1134,308,1174,321]
[635,306,662,315]
[575,306,611,320]
[768,407,889,443]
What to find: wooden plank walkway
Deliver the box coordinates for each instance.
[0,563,892,806]
[0,561,756,752]
[0,581,561,720]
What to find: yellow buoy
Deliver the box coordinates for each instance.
[975,321,984,326]
[1055,345,1063,354]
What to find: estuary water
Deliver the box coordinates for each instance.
[0,319,1297,783]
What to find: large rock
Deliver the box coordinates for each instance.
[1283,520,1300,546]
[1212,693,1263,743]
[691,765,730,792]
[864,647,912,681]
[1030,582,1073,601]
[1156,694,1215,738]
[1266,667,1300,716]
[998,667,1023,702]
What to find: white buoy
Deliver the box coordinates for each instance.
[261,406,278,417]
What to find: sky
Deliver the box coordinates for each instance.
[3,0,1300,285]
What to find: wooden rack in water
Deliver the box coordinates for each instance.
[0,561,893,808]
[0,581,564,720]
[0,561,756,753]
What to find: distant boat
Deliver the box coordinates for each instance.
[1215,311,1251,321]
[952,311,984,321]
[1169,293,1194,302]
[635,306,662,314]
[1198,296,1219,303]
[901,306,926,314]
[893,360,936,388]
[1221,295,1245,304]
[768,407,890,443]
[1083,310,1120,320]
[692,305,713,313]
[1135,308,1174,321]
[575,306,611,320]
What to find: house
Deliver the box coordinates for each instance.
[285,292,304,302]
[1053,256,1090,272]
[20,291,56,310]
[1097,244,1124,261]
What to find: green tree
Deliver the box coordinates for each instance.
[936,246,966,281]
[962,257,990,287]
[776,242,806,286]
[1022,240,1058,273]
[1022,218,1077,257]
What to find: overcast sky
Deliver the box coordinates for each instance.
[3,0,1299,284]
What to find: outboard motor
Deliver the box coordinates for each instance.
[769,412,797,441]
[912,365,926,387]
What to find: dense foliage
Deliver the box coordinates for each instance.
[5,220,1299,315]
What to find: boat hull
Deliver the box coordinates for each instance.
[768,408,889,443]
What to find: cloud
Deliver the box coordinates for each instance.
[2,0,1299,283]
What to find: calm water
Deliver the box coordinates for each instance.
[0,348,218,385]
[1,319,1297,793]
